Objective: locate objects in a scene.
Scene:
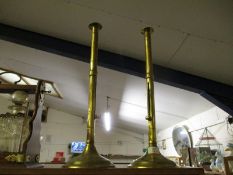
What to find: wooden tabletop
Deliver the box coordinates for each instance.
[0,168,204,175]
[204,171,224,175]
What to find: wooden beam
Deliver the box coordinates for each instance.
[0,84,37,94]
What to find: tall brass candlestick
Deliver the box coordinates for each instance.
[66,23,114,168]
[129,27,176,168]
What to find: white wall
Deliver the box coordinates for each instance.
[0,94,144,162]
[2,94,231,162]
[39,108,144,162]
[157,106,231,157]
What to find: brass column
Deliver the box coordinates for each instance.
[129,27,176,168]
[65,23,114,168]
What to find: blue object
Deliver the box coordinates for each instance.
[71,141,86,153]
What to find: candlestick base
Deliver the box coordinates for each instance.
[65,144,114,168]
[128,148,176,168]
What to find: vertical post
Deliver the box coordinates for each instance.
[143,27,157,148]
[129,27,176,168]
[86,23,102,146]
[66,22,114,168]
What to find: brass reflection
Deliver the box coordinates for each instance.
[128,27,176,168]
[65,23,114,168]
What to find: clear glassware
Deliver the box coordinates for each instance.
[0,91,29,155]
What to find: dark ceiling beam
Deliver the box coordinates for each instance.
[201,92,233,117]
[0,23,233,116]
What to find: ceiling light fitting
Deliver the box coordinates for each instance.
[103,96,111,132]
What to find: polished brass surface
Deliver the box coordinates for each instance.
[129,27,176,168]
[5,153,25,163]
[66,23,114,168]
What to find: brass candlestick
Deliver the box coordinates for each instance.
[128,27,176,168]
[65,23,114,168]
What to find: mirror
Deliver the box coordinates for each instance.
[172,126,191,156]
